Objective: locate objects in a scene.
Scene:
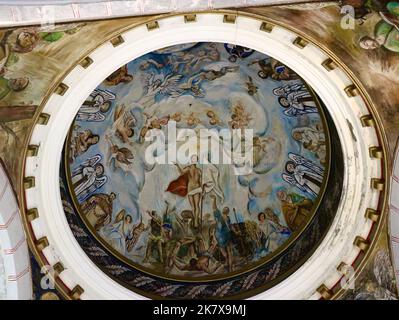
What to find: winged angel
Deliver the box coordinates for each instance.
[138,72,183,107]
[77,89,116,122]
[71,154,108,202]
[282,153,324,198]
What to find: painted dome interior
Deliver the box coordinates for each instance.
[0,2,396,301]
[61,42,337,295]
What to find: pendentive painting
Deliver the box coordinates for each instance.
[64,42,331,280]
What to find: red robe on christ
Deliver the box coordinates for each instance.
[166,172,189,197]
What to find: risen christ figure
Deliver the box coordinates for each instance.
[167,155,202,228]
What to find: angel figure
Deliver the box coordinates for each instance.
[71,154,107,202]
[126,220,148,253]
[77,89,115,122]
[252,136,267,166]
[100,209,135,254]
[0,30,30,101]
[11,23,86,54]
[359,2,399,53]
[246,76,258,96]
[106,135,134,171]
[112,104,137,144]
[177,74,205,98]
[292,124,326,165]
[139,111,170,142]
[179,66,239,98]
[139,58,165,71]
[167,45,219,74]
[142,72,183,101]
[0,30,15,68]
[182,48,218,72]
[277,87,318,117]
[69,128,99,162]
[105,64,133,86]
[272,83,307,97]
[282,153,324,198]
[168,50,196,72]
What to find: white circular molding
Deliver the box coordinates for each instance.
[22,12,386,300]
[0,160,32,300]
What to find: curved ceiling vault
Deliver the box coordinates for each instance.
[0,1,398,301]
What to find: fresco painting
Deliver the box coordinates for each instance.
[244,2,399,152]
[0,16,151,186]
[66,42,330,279]
[0,2,396,299]
[339,229,398,300]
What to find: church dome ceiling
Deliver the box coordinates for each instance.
[0,9,391,300]
[60,42,344,298]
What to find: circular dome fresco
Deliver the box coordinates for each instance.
[22,13,386,300]
[59,42,344,298]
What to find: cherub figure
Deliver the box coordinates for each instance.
[105,65,133,86]
[206,110,221,126]
[178,66,239,98]
[246,76,258,96]
[139,111,170,142]
[106,135,134,171]
[185,112,201,127]
[112,104,137,144]
[11,23,85,54]
[229,102,252,129]
[69,128,99,162]
[139,58,164,71]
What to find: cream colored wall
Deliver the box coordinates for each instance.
[0,162,32,300]
[0,243,6,299]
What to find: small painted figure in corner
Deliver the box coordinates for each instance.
[359,2,399,53]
